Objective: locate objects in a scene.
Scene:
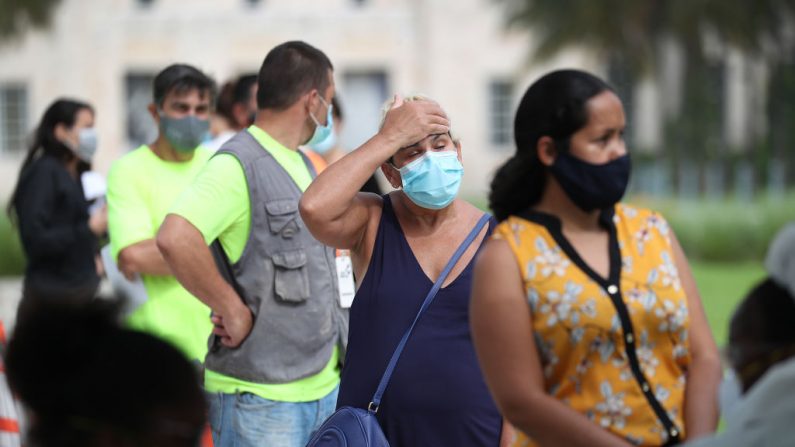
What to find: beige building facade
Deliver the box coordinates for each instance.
[0,0,597,201]
[0,0,769,201]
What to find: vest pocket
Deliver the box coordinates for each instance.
[272,249,311,303]
[265,199,300,238]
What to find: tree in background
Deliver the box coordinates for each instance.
[0,0,63,42]
[498,0,795,195]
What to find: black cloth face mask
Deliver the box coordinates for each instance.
[549,150,631,212]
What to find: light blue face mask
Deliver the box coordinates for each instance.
[398,150,463,210]
[305,96,334,148]
[309,130,337,154]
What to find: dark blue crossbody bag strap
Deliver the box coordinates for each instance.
[368,213,491,412]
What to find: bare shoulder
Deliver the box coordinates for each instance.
[453,200,494,239]
[358,191,385,210]
[473,238,524,299]
[476,238,517,271]
[472,237,534,321]
[357,191,384,226]
[455,199,490,219]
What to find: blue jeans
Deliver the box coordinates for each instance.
[206,386,339,447]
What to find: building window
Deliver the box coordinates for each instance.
[0,85,28,155]
[125,73,158,149]
[339,71,389,149]
[489,80,513,146]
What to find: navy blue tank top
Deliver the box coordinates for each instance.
[337,195,502,447]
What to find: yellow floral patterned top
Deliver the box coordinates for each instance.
[495,204,690,447]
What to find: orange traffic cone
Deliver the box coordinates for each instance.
[201,423,214,446]
[0,321,22,446]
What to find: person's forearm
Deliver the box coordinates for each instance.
[157,216,242,315]
[118,239,172,277]
[302,133,396,223]
[684,353,721,439]
[158,214,253,347]
[504,394,634,447]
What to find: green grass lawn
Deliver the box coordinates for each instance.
[690,261,766,347]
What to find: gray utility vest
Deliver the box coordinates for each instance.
[205,130,348,384]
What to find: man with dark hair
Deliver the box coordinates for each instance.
[106,63,216,363]
[256,40,333,110]
[156,41,343,447]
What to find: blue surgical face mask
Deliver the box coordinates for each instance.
[398,150,463,210]
[305,96,334,147]
[309,129,337,154]
[159,113,209,153]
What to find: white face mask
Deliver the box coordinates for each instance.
[62,127,97,162]
[718,368,743,421]
[76,128,98,162]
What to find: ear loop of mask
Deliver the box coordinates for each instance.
[309,94,331,126]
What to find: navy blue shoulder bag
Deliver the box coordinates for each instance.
[306,214,491,447]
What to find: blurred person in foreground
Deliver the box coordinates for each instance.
[157,41,347,447]
[5,298,206,447]
[7,99,106,317]
[302,96,383,195]
[685,223,795,447]
[470,69,721,447]
[206,73,258,151]
[300,95,507,446]
[106,64,216,362]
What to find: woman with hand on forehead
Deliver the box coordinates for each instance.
[470,70,721,447]
[301,95,506,446]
